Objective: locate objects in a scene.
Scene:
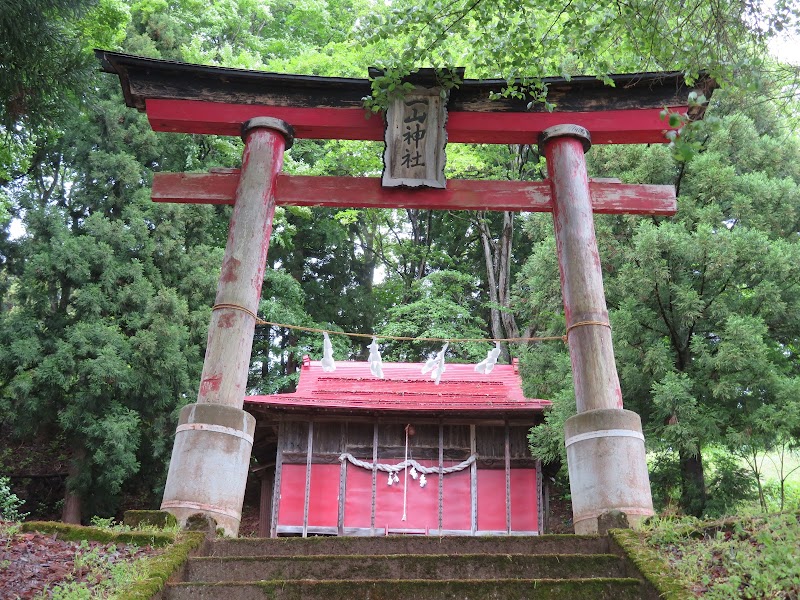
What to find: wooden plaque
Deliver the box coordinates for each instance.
[382,86,447,188]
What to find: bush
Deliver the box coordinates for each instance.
[0,476,28,521]
[703,453,756,518]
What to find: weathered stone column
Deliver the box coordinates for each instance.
[540,125,653,534]
[161,118,294,536]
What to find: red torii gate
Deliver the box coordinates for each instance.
[97,50,713,536]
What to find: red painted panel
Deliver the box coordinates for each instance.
[441,463,471,531]
[477,469,507,532]
[152,172,677,216]
[343,466,372,528]
[281,462,537,533]
[510,469,539,532]
[308,464,339,528]
[277,464,306,526]
[145,99,685,145]
[375,459,439,532]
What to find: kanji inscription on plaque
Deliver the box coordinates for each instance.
[382,86,447,188]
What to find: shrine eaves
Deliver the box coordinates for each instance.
[96,51,713,145]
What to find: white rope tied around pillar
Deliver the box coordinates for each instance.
[338,453,477,475]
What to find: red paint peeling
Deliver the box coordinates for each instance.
[260,233,272,257]
[615,388,624,409]
[220,255,241,283]
[199,374,222,396]
[544,131,628,415]
[217,312,236,328]
[151,172,676,215]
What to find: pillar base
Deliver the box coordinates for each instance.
[161,403,255,537]
[564,409,654,535]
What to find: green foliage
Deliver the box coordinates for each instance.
[703,453,758,517]
[122,510,178,531]
[380,270,488,362]
[78,0,131,51]
[0,0,95,127]
[0,39,227,516]
[364,68,461,113]
[357,0,799,110]
[21,520,174,546]
[0,476,28,521]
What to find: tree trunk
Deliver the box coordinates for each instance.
[477,212,504,341]
[496,211,520,341]
[61,445,84,524]
[476,211,519,362]
[406,209,432,280]
[679,450,707,517]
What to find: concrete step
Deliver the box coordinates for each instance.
[184,553,627,582]
[209,535,608,557]
[165,577,646,600]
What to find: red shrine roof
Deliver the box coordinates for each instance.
[245,356,551,415]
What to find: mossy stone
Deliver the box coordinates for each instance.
[19,520,206,600]
[184,513,218,534]
[124,510,178,530]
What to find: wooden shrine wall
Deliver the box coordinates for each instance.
[271,418,542,536]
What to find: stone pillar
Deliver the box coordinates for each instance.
[539,125,653,534]
[161,118,294,536]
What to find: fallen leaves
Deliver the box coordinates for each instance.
[0,521,161,599]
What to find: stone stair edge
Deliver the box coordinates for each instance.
[166,575,646,599]
[207,535,610,556]
[216,534,602,544]
[188,552,624,561]
[168,576,644,586]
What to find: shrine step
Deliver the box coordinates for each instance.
[184,553,627,582]
[163,534,660,600]
[165,578,647,600]
[208,535,609,557]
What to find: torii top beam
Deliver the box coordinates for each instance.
[95,50,714,145]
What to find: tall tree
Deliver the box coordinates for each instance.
[0,70,235,519]
[527,88,800,516]
[0,0,249,520]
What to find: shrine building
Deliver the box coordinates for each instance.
[245,357,550,537]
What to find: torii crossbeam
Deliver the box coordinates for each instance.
[97,50,714,536]
[152,172,678,214]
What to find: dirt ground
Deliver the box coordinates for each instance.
[0,522,162,599]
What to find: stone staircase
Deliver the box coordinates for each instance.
[164,535,658,599]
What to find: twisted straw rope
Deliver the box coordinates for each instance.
[213,303,571,344]
[339,453,477,475]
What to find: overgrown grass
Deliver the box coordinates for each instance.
[36,539,150,600]
[640,512,800,598]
